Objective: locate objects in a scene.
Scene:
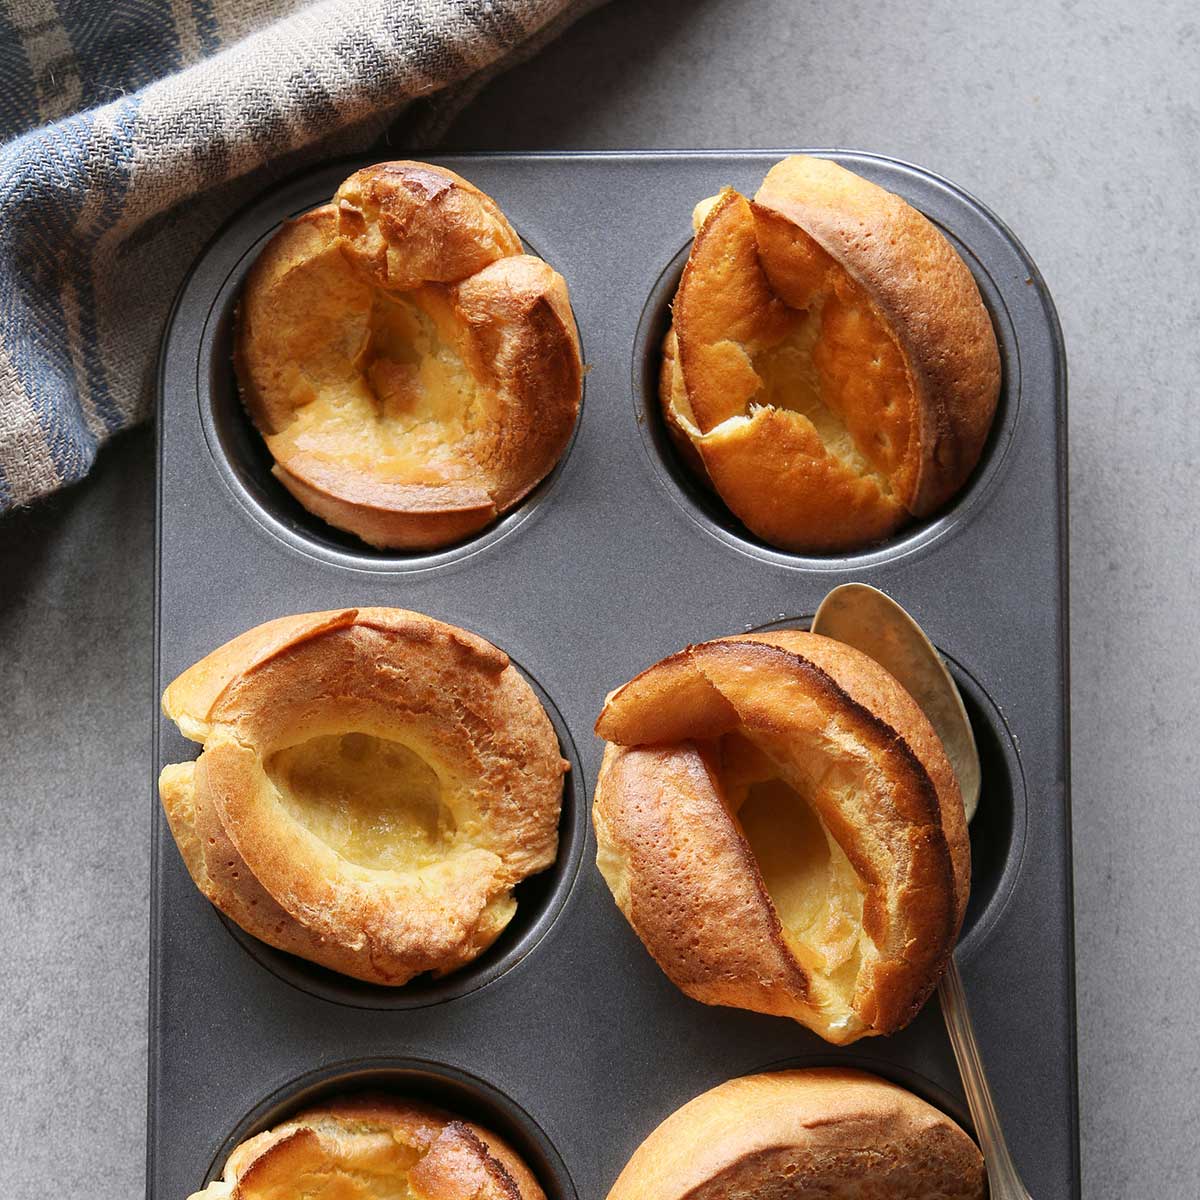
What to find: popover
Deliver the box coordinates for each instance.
[190,1094,545,1200]
[158,608,568,985]
[593,630,969,1043]
[662,154,1001,552]
[606,1069,984,1200]
[235,161,582,550]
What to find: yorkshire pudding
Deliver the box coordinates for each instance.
[606,1069,984,1200]
[662,154,1001,552]
[191,1095,545,1200]
[593,630,969,1043]
[158,608,568,985]
[235,161,582,551]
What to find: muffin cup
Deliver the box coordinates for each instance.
[194,188,584,573]
[631,216,1021,571]
[194,1059,577,1200]
[205,659,588,1009]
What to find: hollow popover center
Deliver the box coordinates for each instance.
[267,732,457,872]
[364,293,480,460]
[749,305,893,491]
[269,281,486,487]
[724,734,867,985]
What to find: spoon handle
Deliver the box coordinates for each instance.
[938,956,1033,1199]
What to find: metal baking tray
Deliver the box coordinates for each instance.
[151,151,1074,1198]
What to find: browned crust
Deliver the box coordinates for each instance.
[452,253,582,514]
[197,1094,545,1200]
[605,1069,984,1200]
[268,458,499,553]
[592,631,968,1043]
[662,155,1000,551]
[334,161,524,290]
[754,156,1000,515]
[595,741,815,1018]
[658,327,712,484]
[159,609,568,986]
[234,161,582,551]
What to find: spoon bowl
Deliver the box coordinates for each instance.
[811,583,980,822]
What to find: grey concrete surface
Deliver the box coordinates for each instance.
[2,1,1197,1195]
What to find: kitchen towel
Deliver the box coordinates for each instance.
[0,0,601,511]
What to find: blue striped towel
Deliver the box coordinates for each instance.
[0,0,599,512]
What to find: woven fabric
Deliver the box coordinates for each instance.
[0,0,598,510]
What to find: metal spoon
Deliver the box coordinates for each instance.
[811,582,1033,1200]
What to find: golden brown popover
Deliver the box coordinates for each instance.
[606,1069,984,1200]
[190,1094,545,1200]
[593,630,969,1044]
[662,154,1000,552]
[159,608,568,985]
[235,161,582,551]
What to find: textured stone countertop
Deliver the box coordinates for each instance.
[2,1,1197,1195]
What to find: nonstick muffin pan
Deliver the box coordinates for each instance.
[152,151,1074,1197]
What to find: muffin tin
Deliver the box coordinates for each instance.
[152,151,1075,1197]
